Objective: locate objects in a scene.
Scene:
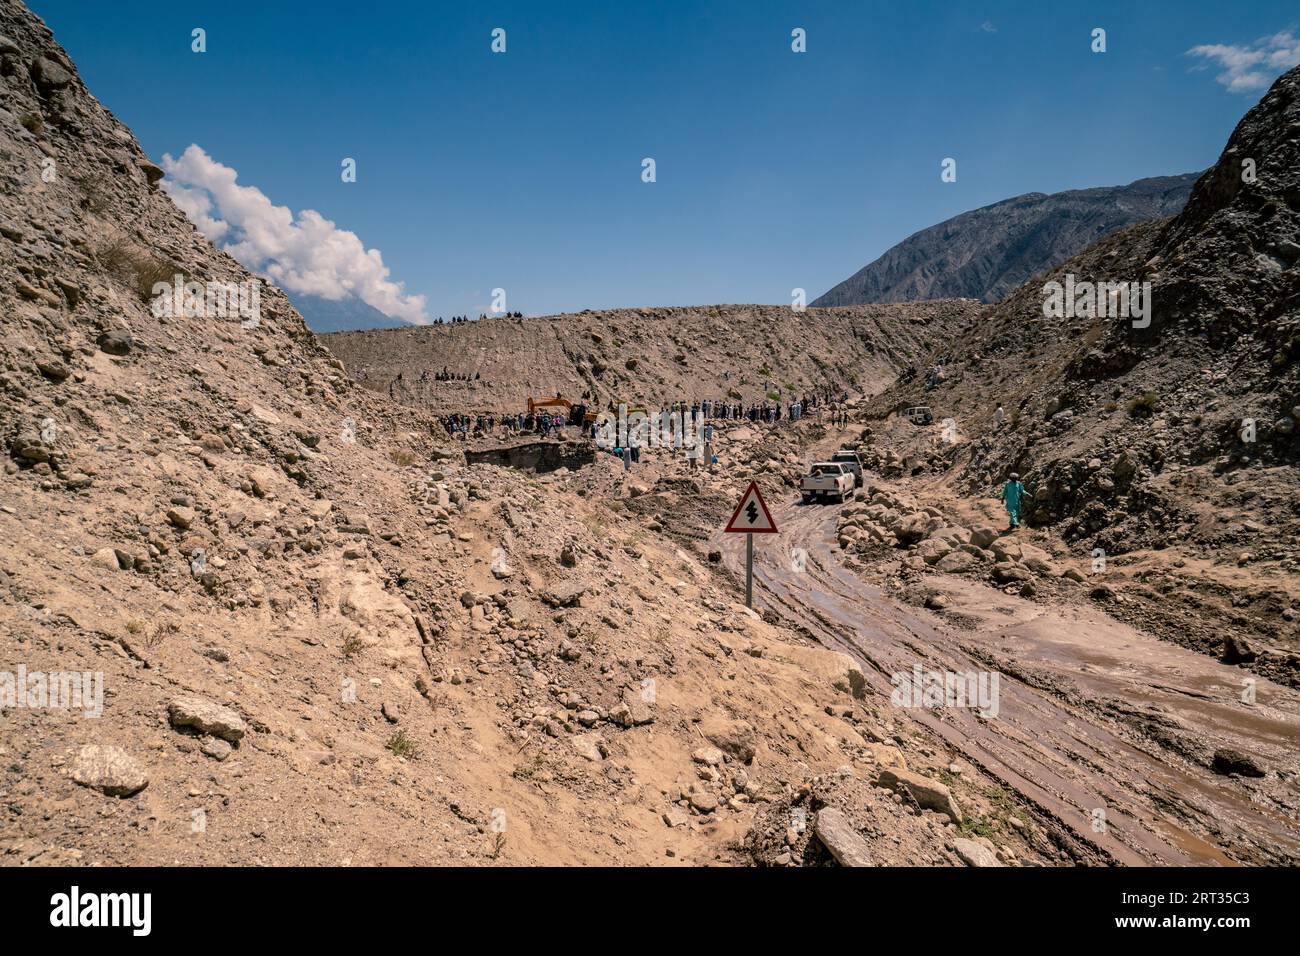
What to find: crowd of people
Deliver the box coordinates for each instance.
[614,389,848,426]
[432,311,524,324]
[421,368,482,382]
[437,401,589,441]
[426,385,852,452]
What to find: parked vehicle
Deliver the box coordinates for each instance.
[800,462,855,504]
[831,449,865,487]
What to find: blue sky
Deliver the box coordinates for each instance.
[34,0,1300,322]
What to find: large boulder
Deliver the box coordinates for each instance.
[31,55,72,93]
[69,745,148,797]
[953,837,1003,867]
[929,526,971,547]
[990,539,1023,563]
[814,808,873,866]
[762,642,867,699]
[167,695,246,742]
[876,767,962,822]
[915,538,952,565]
[699,716,757,763]
[992,562,1032,584]
[894,513,929,546]
[934,550,978,573]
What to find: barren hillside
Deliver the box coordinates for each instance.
[320,300,982,414]
[813,173,1198,306]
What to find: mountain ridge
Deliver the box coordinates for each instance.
[813,173,1200,307]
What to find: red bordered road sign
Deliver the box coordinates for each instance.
[723,480,779,534]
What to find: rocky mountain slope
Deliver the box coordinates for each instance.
[854,64,1300,686]
[321,300,982,414]
[0,0,1050,868]
[814,173,1198,307]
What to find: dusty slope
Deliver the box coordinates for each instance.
[813,174,1197,307]
[0,0,1043,868]
[319,300,983,414]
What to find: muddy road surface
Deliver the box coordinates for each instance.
[717,495,1300,865]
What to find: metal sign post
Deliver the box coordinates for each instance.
[746,532,754,607]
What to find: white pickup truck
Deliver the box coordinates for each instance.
[831,449,865,487]
[800,462,856,504]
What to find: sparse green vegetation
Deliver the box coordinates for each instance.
[19,112,42,135]
[341,633,364,659]
[386,729,419,759]
[957,816,998,838]
[512,751,548,780]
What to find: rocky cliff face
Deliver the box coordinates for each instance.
[813,174,1198,307]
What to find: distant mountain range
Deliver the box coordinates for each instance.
[288,293,410,333]
[812,173,1200,307]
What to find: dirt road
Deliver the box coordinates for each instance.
[717,493,1300,865]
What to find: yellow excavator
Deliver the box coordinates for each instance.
[527,395,597,425]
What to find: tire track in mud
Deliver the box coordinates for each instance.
[717,498,1300,866]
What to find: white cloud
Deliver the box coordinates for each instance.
[1187,30,1300,93]
[979,22,997,34]
[161,145,428,324]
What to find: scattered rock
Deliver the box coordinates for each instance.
[689,790,719,813]
[200,738,233,761]
[953,837,1003,867]
[700,716,757,764]
[875,767,962,822]
[691,746,725,766]
[662,807,689,828]
[167,695,246,742]
[166,507,196,530]
[814,808,873,867]
[97,330,133,355]
[570,734,604,762]
[69,745,148,797]
[541,583,586,608]
[1222,636,1257,665]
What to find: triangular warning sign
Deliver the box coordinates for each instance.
[724,480,779,534]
